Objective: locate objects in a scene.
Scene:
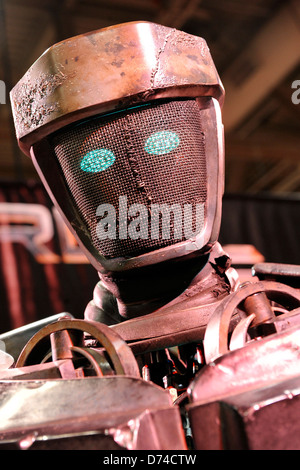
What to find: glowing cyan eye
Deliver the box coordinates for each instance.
[144,131,180,155]
[80,149,115,173]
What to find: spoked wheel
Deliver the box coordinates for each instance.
[16,317,140,379]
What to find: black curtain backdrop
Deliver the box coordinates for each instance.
[0,180,299,333]
[220,193,300,265]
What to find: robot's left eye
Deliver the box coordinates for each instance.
[80,148,116,173]
[144,131,180,156]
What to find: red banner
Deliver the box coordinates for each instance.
[0,181,98,332]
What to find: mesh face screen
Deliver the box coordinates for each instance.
[49,99,207,259]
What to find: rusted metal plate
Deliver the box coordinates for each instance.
[0,376,187,450]
[188,323,300,449]
[189,324,300,405]
[188,374,300,450]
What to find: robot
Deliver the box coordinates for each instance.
[1,21,300,450]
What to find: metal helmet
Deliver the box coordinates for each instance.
[10,21,225,274]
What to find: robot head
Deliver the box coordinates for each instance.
[10,21,225,274]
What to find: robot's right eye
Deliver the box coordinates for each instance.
[80,148,116,173]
